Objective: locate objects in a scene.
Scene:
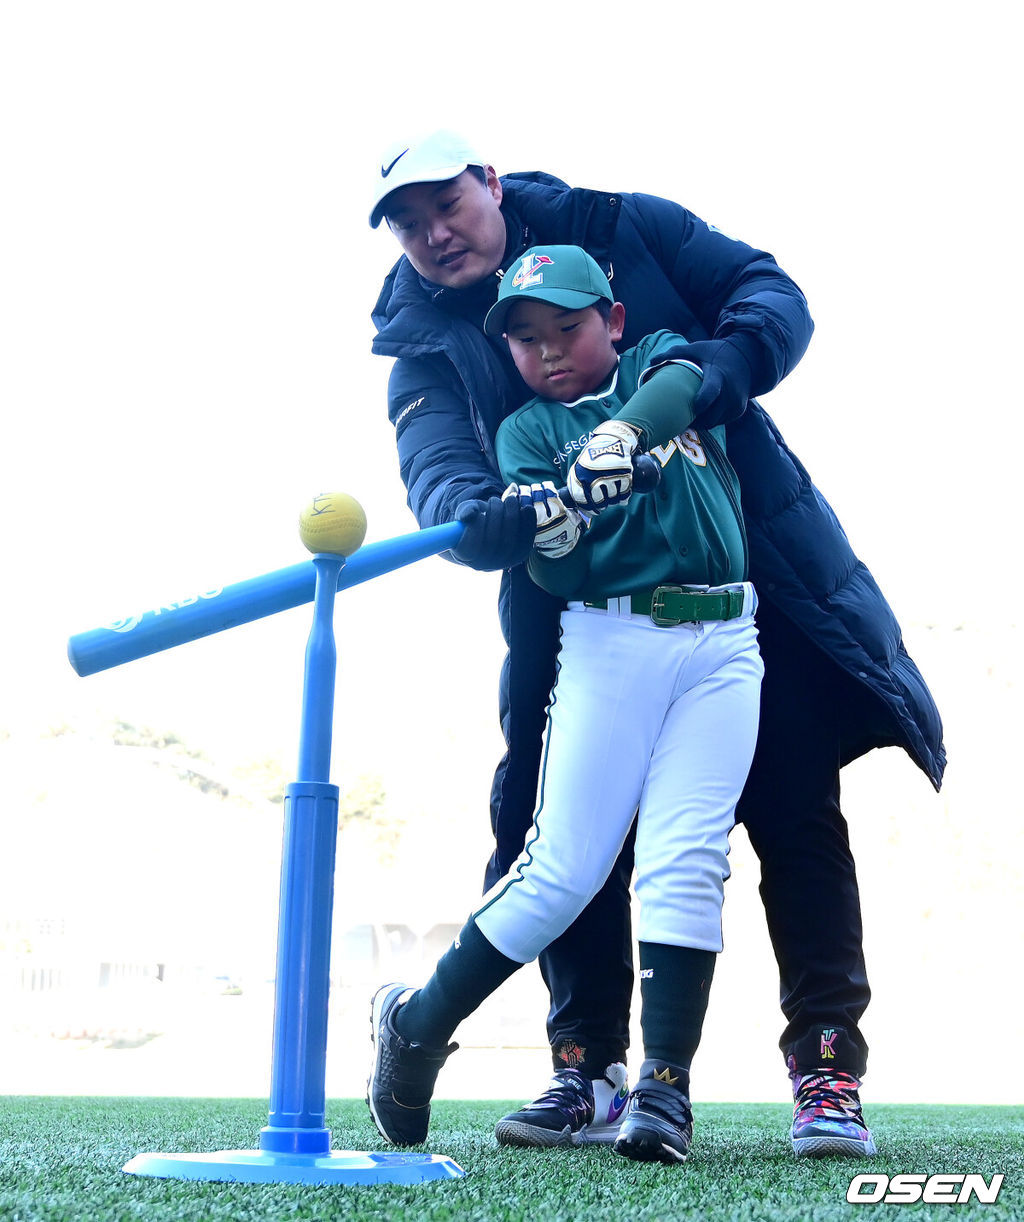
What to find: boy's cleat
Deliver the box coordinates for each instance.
[366,982,457,1146]
[612,1069,693,1165]
[494,1063,629,1147]
[789,1062,877,1157]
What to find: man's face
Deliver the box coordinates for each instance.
[384,169,506,290]
[504,298,625,403]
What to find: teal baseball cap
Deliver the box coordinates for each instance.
[484,245,613,336]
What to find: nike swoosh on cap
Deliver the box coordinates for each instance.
[381,149,409,177]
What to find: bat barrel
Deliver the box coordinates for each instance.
[67,520,465,677]
[67,455,661,679]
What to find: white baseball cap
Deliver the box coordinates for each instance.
[370,129,487,228]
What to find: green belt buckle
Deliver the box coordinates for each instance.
[650,585,687,626]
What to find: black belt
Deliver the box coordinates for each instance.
[583,585,747,626]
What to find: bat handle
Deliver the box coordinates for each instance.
[556,452,661,506]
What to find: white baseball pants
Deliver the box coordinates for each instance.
[474,585,763,960]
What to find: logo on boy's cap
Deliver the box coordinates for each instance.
[484,244,614,336]
[511,252,554,290]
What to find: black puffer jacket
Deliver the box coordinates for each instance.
[371,173,945,808]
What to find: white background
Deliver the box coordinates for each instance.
[1,1,1021,1109]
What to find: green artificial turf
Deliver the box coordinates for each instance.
[1,1096,1020,1221]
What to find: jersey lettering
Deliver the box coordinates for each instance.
[649,431,707,469]
[556,432,594,462]
[678,430,707,466]
[553,430,709,480]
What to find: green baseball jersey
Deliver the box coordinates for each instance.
[495,330,748,601]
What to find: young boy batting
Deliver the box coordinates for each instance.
[367,245,763,1165]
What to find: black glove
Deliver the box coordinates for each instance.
[453,492,537,571]
[665,334,763,427]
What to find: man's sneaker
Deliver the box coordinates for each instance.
[613,1063,693,1165]
[366,983,457,1146]
[789,1059,877,1157]
[494,1063,629,1147]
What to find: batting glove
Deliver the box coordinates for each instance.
[509,482,588,559]
[453,492,536,571]
[566,420,641,510]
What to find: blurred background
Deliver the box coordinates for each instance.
[1,2,1020,1109]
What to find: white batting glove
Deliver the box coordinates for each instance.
[566,420,641,510]
[506,481,587,558]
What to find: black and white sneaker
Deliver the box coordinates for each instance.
[366,983,457,1146]
[613,1063,693,1165]
[494,1063,629,1148]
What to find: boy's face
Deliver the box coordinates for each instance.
[385,169,506,289]
[504,299,625,402]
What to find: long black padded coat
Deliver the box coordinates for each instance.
[371,171,946,877]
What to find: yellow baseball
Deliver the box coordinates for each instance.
[298,492,367,556]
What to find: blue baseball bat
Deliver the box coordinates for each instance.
[67,456,661,678]
[67,520,464,678]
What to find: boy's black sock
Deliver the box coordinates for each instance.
[394,918,521,1047]
[638,940,717,1073]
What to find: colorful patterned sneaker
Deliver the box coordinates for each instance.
[366,983,457,1146]
[612,1064,693,1165]
[494,1064,628,1147]
[789,1060,877,1158]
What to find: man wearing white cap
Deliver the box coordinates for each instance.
[366,129,945,1158]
